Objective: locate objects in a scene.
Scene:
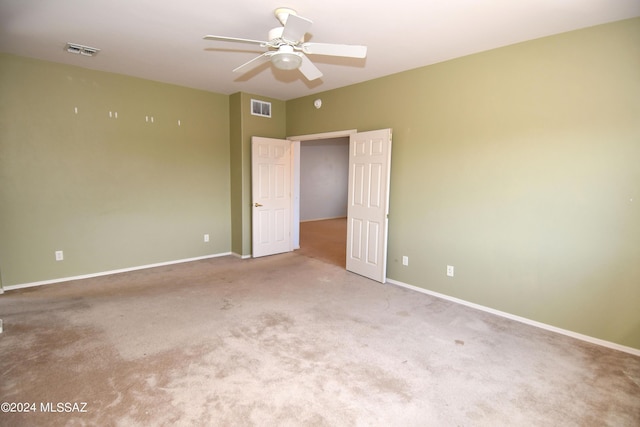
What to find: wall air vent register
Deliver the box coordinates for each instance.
[251,99,271,118]
[65,43,100,57]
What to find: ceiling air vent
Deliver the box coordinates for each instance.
[251,99,271,118]
[65,43,100,57]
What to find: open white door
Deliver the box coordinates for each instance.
[346,129,392,283]
[252,137,293,258]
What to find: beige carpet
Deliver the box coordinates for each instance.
[1,222,639,426]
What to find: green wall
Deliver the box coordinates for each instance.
[1,19,638,350]
[229,92,286,257]
[287,19,640,349]
[229,93,243,256]
[0,54,231,286]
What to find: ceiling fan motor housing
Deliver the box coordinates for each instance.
[268,26,303,44]
[268,27,285,42]
[274,7,297,26]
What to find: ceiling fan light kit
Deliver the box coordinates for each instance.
[271,45,303,70]
[203,7,367,81]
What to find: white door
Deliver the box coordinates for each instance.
[346,129,392,283]
[252,137,293,258]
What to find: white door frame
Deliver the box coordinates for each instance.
[287,130,357,250]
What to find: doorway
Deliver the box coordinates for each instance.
[289,130,355,267]
[254,128,392,283]
[297,136,349,267]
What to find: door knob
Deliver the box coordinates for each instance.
[254,202,263,207]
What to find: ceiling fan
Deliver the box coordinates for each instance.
[203,7,367,81]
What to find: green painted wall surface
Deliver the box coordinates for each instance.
[286,19,640,349]
[229,93,244,255]
[0,54,231,286]
[229,92,286,257]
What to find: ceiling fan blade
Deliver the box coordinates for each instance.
[232,53,272,74]
[203,35,267,45]
[281,14,312,43]
[298,54,323,81]
[302,42,367,58]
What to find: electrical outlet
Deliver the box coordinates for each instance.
[204,234,210,242]
[447,265,454,277]
[402,256,409,266]
[55,250,64,261]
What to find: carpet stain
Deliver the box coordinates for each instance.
[623,369,640,390]
[2,254,639,426]
[344,364,413,403]
[220,298,234,310]
[260,312,294,329]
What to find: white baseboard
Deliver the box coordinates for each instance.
[386,278,640,357]
[300,216,347,223]
[231,252,252,259]
[3,252,232,292]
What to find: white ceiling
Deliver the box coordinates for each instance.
[1,0,638,100]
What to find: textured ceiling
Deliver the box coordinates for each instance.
[1,0,638,100]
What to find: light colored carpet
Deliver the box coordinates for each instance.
[1,226,639,426]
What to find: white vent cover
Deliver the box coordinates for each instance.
[251,99,271,118]
[65,43,100,57]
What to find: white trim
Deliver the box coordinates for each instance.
[291,140,301,249]
[287,129,357,141]
[300,216,347,223]
[386,278,640,357]
[231,252,252,259]
[3,252,232,292]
